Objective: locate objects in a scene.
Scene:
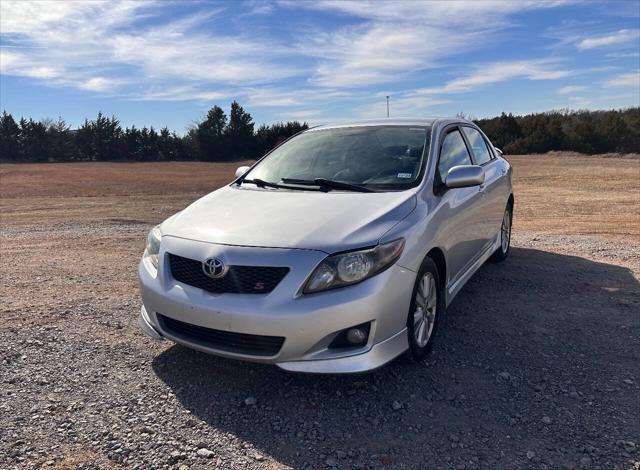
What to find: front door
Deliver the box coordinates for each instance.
[436,128,488,284]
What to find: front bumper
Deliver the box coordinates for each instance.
[138,236,415,374]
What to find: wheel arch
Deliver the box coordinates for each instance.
[426,247,447,291]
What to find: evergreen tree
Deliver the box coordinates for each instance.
[0,111,22,161]
[20,118,48,162]
[75,118,95,160]
[196,106,227,161]
[476,112,522,150]
[225,101,255,160]
[255,121,308,157]
[122,126,140,160]
[92,112,123,161]
[46,117,75,161]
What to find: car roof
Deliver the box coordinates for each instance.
[309,117,470,131]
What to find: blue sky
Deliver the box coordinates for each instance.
[1,0,638,133]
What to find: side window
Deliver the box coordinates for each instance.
[462,127,492,165]
[438,129,472,182]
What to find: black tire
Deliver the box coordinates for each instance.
[490,204,513,263]
[406,257,445,362]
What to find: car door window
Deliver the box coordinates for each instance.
[438,129,472,182]
[462,127,492,165]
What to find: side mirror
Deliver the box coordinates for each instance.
[235,166,250,178]
[445,165,485,189]
[494,147,503,156]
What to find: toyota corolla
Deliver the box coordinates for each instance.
[138,118,513,373]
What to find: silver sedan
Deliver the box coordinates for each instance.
[138,118,513,373]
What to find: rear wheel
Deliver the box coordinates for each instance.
[490,205,512,262]
[406,258,444,362]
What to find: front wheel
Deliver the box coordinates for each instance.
[490,205,512,262]
[406,258,444,362]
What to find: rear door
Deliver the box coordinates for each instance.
[435,127,487,284]
[461,126,506,245]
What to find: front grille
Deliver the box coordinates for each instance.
[158,314,285,357]
[168,253,289,294]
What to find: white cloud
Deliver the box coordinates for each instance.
[287,109,323,120]
[0,1,80,34]
[558,85,588,94]
[288,0,575,26]
[299,24,478,87]
[288,0,574,89]
[0,50,61,78]
[109,28,300,86]
[577,29,640,50]
[353,59,572,119]
[245,0,274,16]
[565,95,593,108]
[0,0,301,100]
[245,89,302,107]
[79,77,115,92]
[135,86,231,102]
[606,51,640,59]
[357,96,451,120]
[412,60,570,96]
[242,86,355,108]
[602,72,640,88]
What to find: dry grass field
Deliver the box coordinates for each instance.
[510,153,640,240]
[1,154,638,245]
[1,153,639,469]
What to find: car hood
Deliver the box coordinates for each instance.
[161,185,417,253]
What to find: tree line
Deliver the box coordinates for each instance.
[0,104,638,163]
[474,108,639,155]
[0,101,308,163]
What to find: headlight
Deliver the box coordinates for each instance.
[303,239,405,294]
[144,225,162,269]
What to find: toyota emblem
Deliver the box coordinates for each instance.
[202,257,227,279]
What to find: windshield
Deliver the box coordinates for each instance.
[244,126,430,191]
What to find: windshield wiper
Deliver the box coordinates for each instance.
[241,178,283,189]
[240,178,321,191]
[280,178,375,193]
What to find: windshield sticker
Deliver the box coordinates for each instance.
[397,173,412,179]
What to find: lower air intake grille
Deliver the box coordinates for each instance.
[158,314,285,357]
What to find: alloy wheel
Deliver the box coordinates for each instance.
[501,209,511,253]
[413,272,437,348]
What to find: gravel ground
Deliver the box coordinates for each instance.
[1,215,638,470]
[1,155,639,469]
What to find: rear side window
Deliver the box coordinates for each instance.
[438,129,472,181]
[462,127,492,165]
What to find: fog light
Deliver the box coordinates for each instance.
[328,322,371,349]
[346,328,367,344]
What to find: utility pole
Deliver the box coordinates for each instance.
[386,96,390,118]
